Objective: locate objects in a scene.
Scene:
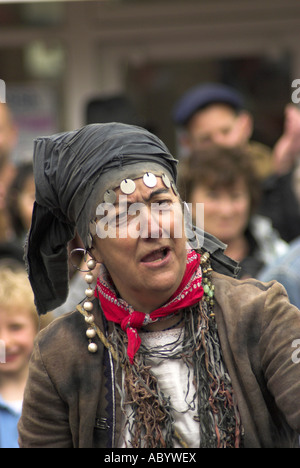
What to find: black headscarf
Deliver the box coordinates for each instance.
[25,123,177,315]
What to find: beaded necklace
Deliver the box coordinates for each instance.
[200,251,215,317]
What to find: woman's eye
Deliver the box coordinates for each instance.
[157,200,173,210]
[116,211,128,226]
[206,191,221,200]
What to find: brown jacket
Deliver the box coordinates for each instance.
[18,273,300,448]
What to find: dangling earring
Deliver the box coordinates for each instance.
[70,248,98,353]
[84,257,98,353]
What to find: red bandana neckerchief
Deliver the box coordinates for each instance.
[95,250,204,363]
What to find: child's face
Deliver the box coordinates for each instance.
[0,308,37,376]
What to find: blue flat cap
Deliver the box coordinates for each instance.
[173,83,245,125]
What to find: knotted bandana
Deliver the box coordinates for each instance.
[95,250,204,363]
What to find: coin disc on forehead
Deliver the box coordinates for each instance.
[161,173,171,189]
[103,189,117,204]
[120,179,136,195]
[143,172,157,188]
[171,182,179,197]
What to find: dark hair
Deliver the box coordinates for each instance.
[7,162,34,238]
[178,145,261,215]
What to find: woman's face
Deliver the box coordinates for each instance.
[190,177,251,244]
[92,177,187,313]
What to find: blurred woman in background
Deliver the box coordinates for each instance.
[178,146,287,278]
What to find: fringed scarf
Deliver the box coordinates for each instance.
[95,250,204,363]
[94,249,243,448]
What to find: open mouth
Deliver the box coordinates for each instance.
[141,247,170,263]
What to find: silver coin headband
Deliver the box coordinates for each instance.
[103,172,177,204]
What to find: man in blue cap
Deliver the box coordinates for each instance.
[172,83,273,179]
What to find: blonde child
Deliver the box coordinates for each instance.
[0,265,52,448]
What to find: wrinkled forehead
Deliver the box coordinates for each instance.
[97,161,178,205]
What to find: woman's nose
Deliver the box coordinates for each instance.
[139,206,163,239]
[218,199,234,216]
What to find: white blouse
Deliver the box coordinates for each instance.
[118,328,200,448]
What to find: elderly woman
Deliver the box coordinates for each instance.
[19,123,300,448]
